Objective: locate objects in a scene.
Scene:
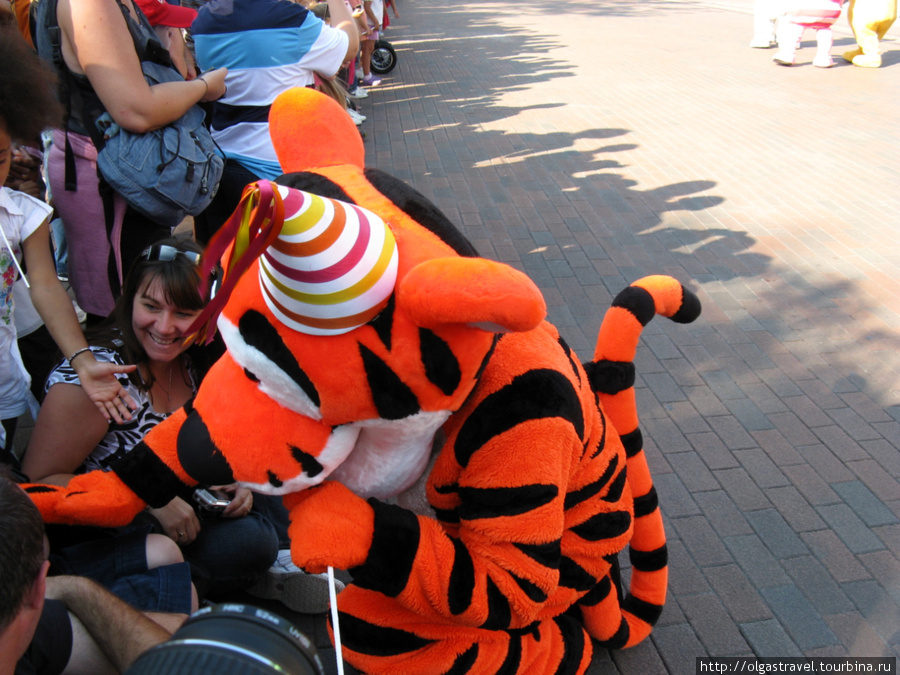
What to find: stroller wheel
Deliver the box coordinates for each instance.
[371,39,397,74]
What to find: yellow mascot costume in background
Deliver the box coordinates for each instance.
[843,0,897,66]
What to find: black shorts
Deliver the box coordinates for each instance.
[15,599,73,675]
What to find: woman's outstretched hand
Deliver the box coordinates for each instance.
[74,358,138,423]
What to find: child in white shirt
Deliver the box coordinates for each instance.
[1,23,137,460]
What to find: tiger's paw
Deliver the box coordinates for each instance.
[22,472,147,526]
[21,484,67,522]
[285,481,376,573]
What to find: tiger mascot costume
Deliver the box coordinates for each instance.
[24,88,700,675]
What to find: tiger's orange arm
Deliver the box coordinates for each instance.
[22,408,200,526]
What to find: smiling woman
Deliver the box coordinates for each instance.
[22,236,217,478]
[20,237,283,602]
[22,236,218,481]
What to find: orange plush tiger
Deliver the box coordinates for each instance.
[24,88,700,675]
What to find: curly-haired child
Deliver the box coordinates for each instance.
[0,23,138,463]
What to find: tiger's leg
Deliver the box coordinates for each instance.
[331,586,592,675]
[21,409,197,526]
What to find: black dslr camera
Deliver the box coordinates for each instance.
[125,603,325,674]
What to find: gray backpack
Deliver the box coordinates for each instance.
[94,62,224,229]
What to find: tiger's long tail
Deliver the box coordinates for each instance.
[582,275,701,648]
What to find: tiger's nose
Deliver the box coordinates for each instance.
[177,409,236,486]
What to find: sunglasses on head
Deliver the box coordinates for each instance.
[141,244,202,265]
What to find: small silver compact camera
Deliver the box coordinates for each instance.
[193,488,232,512]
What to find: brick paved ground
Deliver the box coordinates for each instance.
[18,0,899,672]
[310,0,898,672]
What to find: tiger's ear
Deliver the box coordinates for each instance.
[397,258,546,333]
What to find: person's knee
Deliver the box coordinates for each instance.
[145,533,185,569]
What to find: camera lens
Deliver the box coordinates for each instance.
[124,603,325,674]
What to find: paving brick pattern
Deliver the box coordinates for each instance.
[334,0,899,671]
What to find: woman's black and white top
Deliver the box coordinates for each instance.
[45,345,197,472]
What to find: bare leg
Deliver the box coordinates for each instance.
[62,614,118,675]
[47,577,172,675]
[147,610,190,633]
[144,533,200,613]
[361,38,375,77]
[145,532,184,569]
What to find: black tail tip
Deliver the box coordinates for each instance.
[671,286,701,324]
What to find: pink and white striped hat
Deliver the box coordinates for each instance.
[258,185,398,336]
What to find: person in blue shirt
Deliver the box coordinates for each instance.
[191,0,359,244]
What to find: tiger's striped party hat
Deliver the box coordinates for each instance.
[259,184,398,336]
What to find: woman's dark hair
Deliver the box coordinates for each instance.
[0,23,63,142]
[91,236,219,392]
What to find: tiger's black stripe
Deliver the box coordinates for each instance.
[558,336,582,386]
[419,328,462,395]
[671,285,702,323]
[589,409,608,460]
[558,556,596,591]
[352,500,420,597]
[481,576,512,630]
[496,631,522,675]
[369,295,395,350]
[514,540,561,570]
[570,510,631,542]
[610,286,655,326]
[359,344,420,420]
[622,593,664,626]
[630,544,667,572]
[289,445,324,478]
[595,615,629,650]
[509,570,548,603]
[454,370,584,469]
[553,614,587,675]
[336,610,433,656]
[578,574,612,607]
[434,506,460,524]
[238,310,320,407]
[22,485,58,494]
[583,360,635,396]
[599,471,627,503]
[605,553,623,598]
[564,454,618,509]
[444,645,479,675]
[620,428,643,458]
[177,410,236,487]
[633,486,659,518]
[457,484,558,521]
[448,537,475,615]
[115,439,198,507]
